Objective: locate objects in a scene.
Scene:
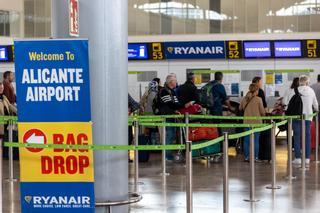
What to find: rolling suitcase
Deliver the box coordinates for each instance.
[311,121,320,149]
[192,141,221,158]
[138,135,150,162]
[258,129,271,161]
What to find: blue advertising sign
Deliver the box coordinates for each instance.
[274,41,302,58]
[244,41,272,58]
[14,40,91,122]
[128,43,148,60]
[164,41,225,59]
[21,182,95,213]
[0,46,9,61]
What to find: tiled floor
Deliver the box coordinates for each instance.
[2,140,320,213]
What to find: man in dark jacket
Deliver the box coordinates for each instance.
[210,72,231,116]
[3,71,16,104]
[177,72,199,106]
[159,74,192,160]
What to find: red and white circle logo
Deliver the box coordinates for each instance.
[23,129,47,153]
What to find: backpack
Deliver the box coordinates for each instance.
[199,81,217,108]
[286,88,303,116]
[152,88,163,115]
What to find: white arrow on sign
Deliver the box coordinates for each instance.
[26,133,45,144]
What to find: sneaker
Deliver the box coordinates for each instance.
[293,158,301,165]
[244,158,249,163]
[255,159,262,163]
[306,159,310,164]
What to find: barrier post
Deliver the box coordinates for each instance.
[7,119,17,182]
[134,120,139,191]
[286,118,296,180]
[315,113,319,163]
[223,132,229,213]
[160,121,169,177]
[0,138,2,211]
[266,122,281,189]
[186,139,193,213]
[244,130,259,202]
[301,114,306,170]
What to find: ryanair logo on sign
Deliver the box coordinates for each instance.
[24,195,91,209]
[164,41,226,59]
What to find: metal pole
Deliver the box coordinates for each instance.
[266,122,281,189]
[161,122,169,177]
[7,120,17,182]
[301,114,306,170]
[244,131,259,202]
[223,132,229,213]
[286,118,296,180]
[315,113,319,163]
[134,120,139,191]
[185,139,193,213]
[0,138,3,211]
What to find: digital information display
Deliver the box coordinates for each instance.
[150,42,165,60]
[302,40,320,58]
[128,44,148,60]
[226,41,243,59]
[0,46,9,61]
[243,41,271,58]
[274,41,302,58]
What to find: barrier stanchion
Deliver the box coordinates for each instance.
[160,122,169,177]
[6,119,17,182]
[286,118,296,180]
[134,120,140,191]
[266,122,281,190]
[301,114,306,170]
[185,139,193,213]
[0,138,3,211]
[244,130,259,202]
[223,132,229,213]
[315,113,319,163]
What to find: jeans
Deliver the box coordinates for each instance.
[292,120,311,159]
[165,127,176,160]
[243,128,260,160]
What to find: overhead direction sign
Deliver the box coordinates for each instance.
[164,41,226,59]
[69,0,79,37]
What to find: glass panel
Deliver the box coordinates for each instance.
[246,0,258,32]
[271,0,285,33]
[259,0,272,33]
[283,0,298,33]
[221,0,233,33]
[128,0,137,35]
[195,0,209,34]
[234,0,245,33]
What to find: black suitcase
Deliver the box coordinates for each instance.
[258,129,271,161]
[138,135,150,163]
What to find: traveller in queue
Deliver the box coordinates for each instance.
[285,75,318,165]
[0,82,17,159]
[177,72,199,106]
[3,71,16,105]
[128,93,143,146]
[239,83,266,162]
[209,72,231,116]
[252,76,267,109]
[159,74,192,161]
[283,77,300,109]
[140,79,160,144]
[311,74,320,111]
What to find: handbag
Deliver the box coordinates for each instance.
[238,97,254,116]
[179,104,202,115]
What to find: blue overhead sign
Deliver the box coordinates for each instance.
[14,39,91,122]
[128,43,149,60]
[164,41,226,59]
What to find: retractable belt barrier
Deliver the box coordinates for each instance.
[4,120,289,151]
[2,113,316,151]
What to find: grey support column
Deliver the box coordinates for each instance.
[51,1,129,213]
